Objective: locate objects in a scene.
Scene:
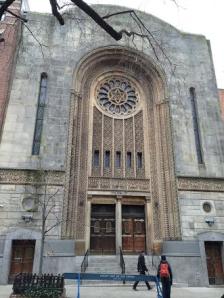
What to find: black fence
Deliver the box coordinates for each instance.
[13,273,64,296]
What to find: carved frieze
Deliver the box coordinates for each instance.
[88,177,150,192]
[0,169,65,185]
[178,177,224,192]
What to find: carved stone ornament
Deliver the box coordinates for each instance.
[22,195,38,212]
[0,169,65,185]
[96,76,139,116]
[178,176,224,192]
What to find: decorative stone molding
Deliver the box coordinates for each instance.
[95,76,140,117]
[177,176,224,192]
[0,169,65,185]
[88,177,150,192]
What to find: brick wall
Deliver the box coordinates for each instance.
[0,0,22,138]
[219,89,224,120]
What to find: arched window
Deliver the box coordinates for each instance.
[190,87,203,164]
[32,73,47,155]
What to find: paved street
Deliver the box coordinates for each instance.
[0,285,223,298]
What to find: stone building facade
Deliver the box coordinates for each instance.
[0,3,224,286]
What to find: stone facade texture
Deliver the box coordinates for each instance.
[0,4,223,286]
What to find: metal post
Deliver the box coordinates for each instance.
[77,273,80,298]
[155,276,163,298]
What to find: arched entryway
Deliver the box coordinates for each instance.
[62,46,180,255]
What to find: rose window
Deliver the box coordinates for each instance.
[96,77,139,116]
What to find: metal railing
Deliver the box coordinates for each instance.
[81,249,89,273]
[119,247,125,284]
[13,273,64,296]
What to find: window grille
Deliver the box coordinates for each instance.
[115,151,121,168]
[127,152,132,168]
[105,151,110,168]
[32,73,47,155]
[93,150,100,167]
[190,87,203,164]
[137,152,142,168]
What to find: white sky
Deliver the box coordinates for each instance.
[28,0,224,89]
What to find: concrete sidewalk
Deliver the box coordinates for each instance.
[0,285,223,298]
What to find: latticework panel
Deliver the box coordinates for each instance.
[114,119,124,178]
[92,107,102,176]
[135,111,145,179]
[124,117,134,178]
[103,115,113,177]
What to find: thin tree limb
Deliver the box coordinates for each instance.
[22,22,48,59]
[6,8,28,22]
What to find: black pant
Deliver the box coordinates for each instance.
[133,271,151,289]
[161,277,171,298]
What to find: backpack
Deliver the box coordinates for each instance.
[159,263,170,278]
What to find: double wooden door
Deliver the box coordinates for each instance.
[205,241,224,285]
[9,240,35,282]
[90,204,115,254]
[122,218,146,253]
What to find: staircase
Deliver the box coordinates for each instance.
[86,255,121,274]
[81,254,160,285]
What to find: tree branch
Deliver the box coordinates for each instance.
[6,8,28,22]
[70,0,122,41]
[0,0,15,20]
[49,0,64,25]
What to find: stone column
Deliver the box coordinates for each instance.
[116,197,122,254]
[145,196,153,253]
[85,196,92,251]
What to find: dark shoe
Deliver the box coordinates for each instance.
[133,287,137,291]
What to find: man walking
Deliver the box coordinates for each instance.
[157,255,173,298]
[133,251,152,290]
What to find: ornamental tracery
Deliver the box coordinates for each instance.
[96,77,139,116]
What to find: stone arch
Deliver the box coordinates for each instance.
[62,46,180,253]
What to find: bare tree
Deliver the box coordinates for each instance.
[32,169,64,274]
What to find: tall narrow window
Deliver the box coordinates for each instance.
[93,150,100,167]
[32,73,47,155]
[127,152,132,168]
[105,151,110,168]
[190,87,203,164]
[115,151,121,168]
[137,152,143,169]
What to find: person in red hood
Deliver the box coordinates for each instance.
[157,255,173,298]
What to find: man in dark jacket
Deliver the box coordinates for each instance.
[133,251,151,290]
[157,255,173,298]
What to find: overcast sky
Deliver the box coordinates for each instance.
[28,0,224,89]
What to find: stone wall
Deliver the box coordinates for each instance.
[0,182,64,238]
[179,191,224,239]
[0,5,223,177]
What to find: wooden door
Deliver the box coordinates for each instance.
[205,242,224,285]
[90,204,115,254]
[9,240,35,282]
[122,205,146,253]
[122,218,146,253]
